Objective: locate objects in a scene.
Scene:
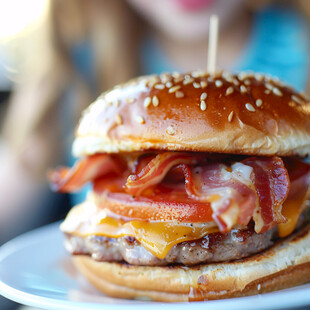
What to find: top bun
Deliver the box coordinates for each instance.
[73,71,310,157]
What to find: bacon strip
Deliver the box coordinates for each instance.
[48,154,124,192]
[179,163,258,231]
[50,150,292,235]
[242,157,290,233]
[125,152,204,195]
[93,162,257,231]
[125,153,290,232]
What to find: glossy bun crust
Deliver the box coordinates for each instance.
[73,71,310,157]
[73,225,310,302]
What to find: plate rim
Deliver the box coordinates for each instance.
[0,222,310,310]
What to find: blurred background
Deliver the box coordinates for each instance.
[0,0,309,309]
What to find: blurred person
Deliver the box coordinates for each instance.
[0,0,309,307]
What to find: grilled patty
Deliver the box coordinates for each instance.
[65,224,280,266]
[65,206,309,266]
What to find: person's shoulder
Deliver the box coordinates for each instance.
[256,4,308,33]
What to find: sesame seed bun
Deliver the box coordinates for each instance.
[73,71,310,157]
[73,224,310,302]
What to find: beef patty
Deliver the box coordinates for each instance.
[65,224,280,266]
[65,206,309,266]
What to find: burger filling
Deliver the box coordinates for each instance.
[49,152,310,265]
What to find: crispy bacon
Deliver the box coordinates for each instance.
[131,154,156,175]
[125,152,205,195]
[48,154,124,192]
[50,150,294,234]
[124,154,290,232]
[242,157,290,233]
[174,163,257,231]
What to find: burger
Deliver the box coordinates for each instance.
[49,71,310,302]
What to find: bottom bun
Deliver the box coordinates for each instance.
[73,225,310,302]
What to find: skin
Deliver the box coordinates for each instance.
[127,0,252,71]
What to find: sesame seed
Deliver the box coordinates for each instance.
[172,72,181,78]
[144,97,151,108]
[147,76,159,86]
[155,84,165,90]
[175,91,184,98]
[240,85,247,94]
[191,71,204,78]
[152,95,159,107]
[238,72,247,80]
[228,111,234,122]
[169,85,181,93]
[207,76,214,83]
[160,73,171,82]
[136,115,145,124]
[224,76,233,83]
[265,83,273,90]
[166,82,173,88]
[115,114,123,125]
[193,82,201,88]
[126,98,135,104]
[256,99,263,107]
[200,81,207,88]
[183,78,194,85]
[244,79,251,86]
[200,92,207,100]
[257,284,261,291]
[222,71,233,82]
[273,87,283,96]
[174,77,183,83]
[215,80,223,87]
[245,103,255,112]
[233,79,240,86]
[265,74,272,82]
[166,126,176,135]
[254,73,264,81]
[226,86,234,96]
[161,78,170,84]
[292,94,304,105]
[265,90,271,94]
[148,81,157,88]
[200,100,207,111]
[245,71,254,78]
[238,72,250,81]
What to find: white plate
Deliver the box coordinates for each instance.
[0,222,310,310]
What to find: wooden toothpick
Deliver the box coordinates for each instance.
[207,15,219,74]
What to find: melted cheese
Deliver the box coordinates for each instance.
[278,194,307,237]
[61,202,218,259]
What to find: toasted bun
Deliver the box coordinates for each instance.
[73,225,310,302]
[73,71,310,157]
